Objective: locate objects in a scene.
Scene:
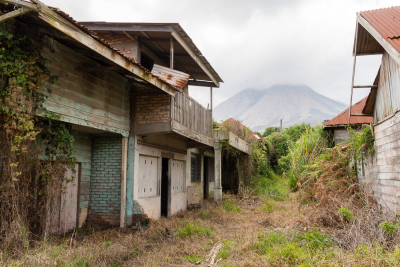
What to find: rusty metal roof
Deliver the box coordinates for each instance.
[151,64,189,89]
[357,6,400,54]
[324,97,373,127]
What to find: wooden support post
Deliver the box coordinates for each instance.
[349,15,359,124]
[120,137,128,228]
[214,141,222,201]
[210,87,213,111]
[170,38,174,69]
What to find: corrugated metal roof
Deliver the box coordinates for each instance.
[324,97,373,126]
[151,64,190,89]
[359,6,400,54]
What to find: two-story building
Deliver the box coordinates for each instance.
[0,0,229,234]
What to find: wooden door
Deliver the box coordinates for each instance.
[47,163,80,235]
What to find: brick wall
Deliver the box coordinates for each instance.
[89,134,122,226]
[134,86,171,124]
[97,33,134,58]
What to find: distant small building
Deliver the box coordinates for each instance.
[323,97,373,145]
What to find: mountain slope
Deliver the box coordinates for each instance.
[213,85,347,131]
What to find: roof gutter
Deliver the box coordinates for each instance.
[0,0,177,96]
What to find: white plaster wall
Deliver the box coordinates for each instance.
[171,193,187,214]
[133,136,187,220]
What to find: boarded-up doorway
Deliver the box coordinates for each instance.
[161,158,169,217]
[47,163,80,235]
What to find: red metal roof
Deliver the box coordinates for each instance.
[324,97,373,126]
[360,6,400,53]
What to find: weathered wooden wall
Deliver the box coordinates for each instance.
[40,35,131,136]
[363,112,400,214]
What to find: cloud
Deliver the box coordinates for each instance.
[42,0,398,108]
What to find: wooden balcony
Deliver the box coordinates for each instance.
[134,92,214,147]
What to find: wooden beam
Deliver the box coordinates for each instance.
[188,80,217,87]
[354,52,384,56]
[141,31,150,38]
[0,7,32,22]
[171,29,220,87]
[353,85,378,88]
[123,31,137,41]
[0,0,39,11]
[349,16,359,124]
[28,0,176,96]
[351,114,373,116]
[120,137,128,228]
[80,24,172,33]
[170,37,174,69]
[357,13,400,66]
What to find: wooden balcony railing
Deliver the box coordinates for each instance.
[172,92,213,138]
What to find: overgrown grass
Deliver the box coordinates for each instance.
[176,222,215,238]
[252,170,289,201]
[221,199,241,212]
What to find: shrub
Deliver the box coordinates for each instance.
[217,240,236,260]
[381,221,400,237]
[338,208,354,222]
[298,228,332,251]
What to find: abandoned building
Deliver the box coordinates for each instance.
[324,96,373,145]
[0,0,254,234]
[349,6,400,214]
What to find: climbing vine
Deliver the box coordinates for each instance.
[0,22,75,254]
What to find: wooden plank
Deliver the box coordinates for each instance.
[45,101,129,130]
[81,24,172,33]
[0,0,38,11]
[188,80,218,87]
[29,0,176,96]
[120,137,128,227]
[172,120,213,147]
[50,87,129,118]
[47,94,130,124]
[353,85,378,88]
[0,7,32,22]
[357,13,400,66]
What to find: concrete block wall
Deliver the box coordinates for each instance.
[134,86,170,124]
[89,134,122,226]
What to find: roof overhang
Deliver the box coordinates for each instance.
[0,0,180,95]
[80,22,223,88]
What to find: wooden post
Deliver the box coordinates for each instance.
[280,119,283,134]
[120,137,128,228]
[170,38,174,69]
[349,15,359,124]
[210,87,213,111]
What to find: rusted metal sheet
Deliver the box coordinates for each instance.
[152,64,190,89]
[359,7,400,54]
[374,51,400,123]
[324,96,373,126]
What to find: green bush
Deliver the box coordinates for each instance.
[298,229,332,251]
[337,208,354,222]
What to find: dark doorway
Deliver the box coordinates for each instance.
[161,158,169,217]
[203,157,209,199]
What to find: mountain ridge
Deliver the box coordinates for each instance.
[213,85,347,131]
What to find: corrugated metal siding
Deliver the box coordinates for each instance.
[374,51,400,123]
[151,64,190,89]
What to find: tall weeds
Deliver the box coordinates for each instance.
[280,125,329,190]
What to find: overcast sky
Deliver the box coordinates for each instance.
[43,0,399,108]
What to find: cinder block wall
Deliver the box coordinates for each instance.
[89,134,122,226]
[134,86,171,124]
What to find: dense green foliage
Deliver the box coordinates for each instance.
[262,126,280,137]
